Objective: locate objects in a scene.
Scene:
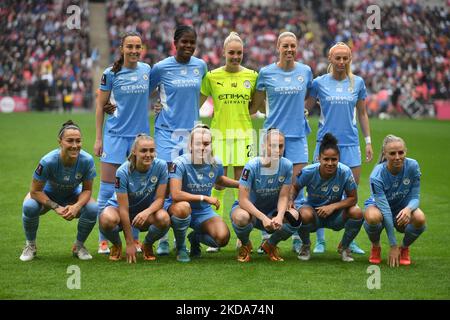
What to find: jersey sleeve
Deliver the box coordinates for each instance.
[201,59,208,78]
[149,63,161,93]
[99,68,113,91]
[357,77,367,101]
[169,158,185,180]
[200,73,211,97]
[309,78,319,99]
[370,178,397,246]
[32,159,49,182]
[284,160,293,185]
[84,156,97,181]
[256,69,266,91]
[115,167,129,194]
[344,170,357,192]
[406,161,421,210]
[239,163,254,189]
[158,161,169,185]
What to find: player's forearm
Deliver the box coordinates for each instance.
[357,102,371,139]
[171,190,203,203]
[217,176,239,189]
[30,190,58,209]
[146,197,165,215]
[333,195,357,211]
[73,190,92,212]
[239,198,267,222]
[119,207,134,244]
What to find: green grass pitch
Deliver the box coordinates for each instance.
[0,113,449,299]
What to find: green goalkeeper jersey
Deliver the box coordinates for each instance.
[201,67,258,140]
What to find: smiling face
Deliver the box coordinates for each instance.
[190,129,212,164]
[59,129,82,161]
[319,148,340,178]
[134,139,156,171]
[224,40,243,69]
[277,35,297,64]
[328,46,351,74]
[121,35,142,67]
[175,31,196,62]
[384,141,407,173]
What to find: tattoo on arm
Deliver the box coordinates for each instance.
[45,199,59,210]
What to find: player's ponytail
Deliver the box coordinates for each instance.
[223,31,243,49]
[112,31,142,74]
[128,133,154,172]
[327,42,354,91]
[319,133,340,156]
[58,120,81,139]
[378,134,406,164]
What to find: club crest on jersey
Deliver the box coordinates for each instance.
[75,173,83,179]
[278,176,285,183]
[332,185,340,192]
[151,176,158,184]
[143,74,149,81]
[403,178,411,185]
[242,169,250,181]
[297,76,304,83]
[193,68,200,76]
[101,74,107,85]
[243,80,251,89]
[169,163,176,173]
[115,177,120,188]
[35,164,43,176]
[209,171,215,179]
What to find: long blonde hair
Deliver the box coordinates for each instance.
[327,42,354,90]
[128,133,154,172]
[378,134,406,164]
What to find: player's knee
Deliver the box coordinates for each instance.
[80,202,98,221]
[22,199,41,218]
[348,205,363,220]
[155,210,171,229]
[170,201,191,218]
[99,209,119,230]
[299,207,314,224]
[364,207,383,225]
[412,209,426,228]
[215,231,230,247]
[285,209,302,227]
[231,208,251,226]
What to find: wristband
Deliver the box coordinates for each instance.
[364,136,372,144]
[200,195,204,202]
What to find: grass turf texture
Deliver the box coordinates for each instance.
[0,113,449,299]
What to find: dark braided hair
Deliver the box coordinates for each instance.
[111,31,142,74]
[173,25,197,42]
[319,133,340,156]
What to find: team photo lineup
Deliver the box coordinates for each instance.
[2,0,449,300]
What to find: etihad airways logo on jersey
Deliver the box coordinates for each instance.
[120,84,148,94]
[274,86,303,94]
[171,79,199,87]
[218,93,251,101]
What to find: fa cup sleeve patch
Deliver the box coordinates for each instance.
[35,164,44,176]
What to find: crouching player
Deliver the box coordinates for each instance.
[364,134,426,267]
[291,133,363,262]
[231,128,301,262]
[99,134,170,263]
[168,124,239,262]
[20,120,98,261]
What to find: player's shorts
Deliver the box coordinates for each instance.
[298,203,346,231]
[364,198,413,233]
[190,207,220,232]
[101,135,135,165]
[284,136,309,164]
[230,201,277,232]
[213,138,254,167]
[313,143,361,168]
[154,128,189,163]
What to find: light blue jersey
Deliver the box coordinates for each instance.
[365,158,421,245]
[296,162,357,207]
[150,56,207,131]
[169,154,224,211]
[239,157,293,214]
[33,149,96,201]
[310,74,367,146]
[100,62,151,137]
[107,158,168,216]
[256,62,312,138]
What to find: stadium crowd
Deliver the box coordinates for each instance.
[0,0,95,110]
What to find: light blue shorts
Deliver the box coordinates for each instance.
[284,136,309,164]
[154,128,189,162]
[299,204,346,231]
[190,207,220,232]
[313,143,361,168]
[101,135,135,165]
